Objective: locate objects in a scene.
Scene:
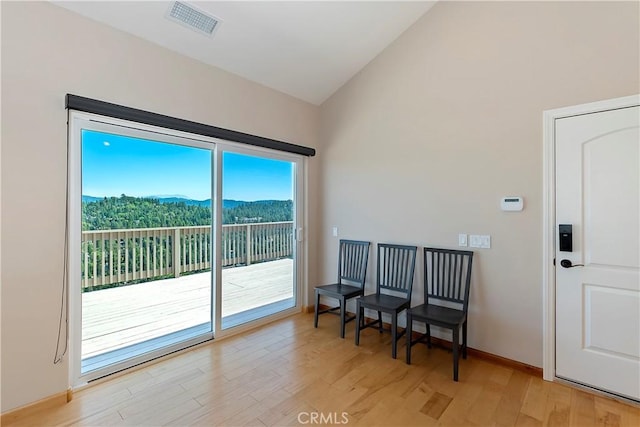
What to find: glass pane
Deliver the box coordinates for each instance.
[221,152,295,329]
[81,129,212,374]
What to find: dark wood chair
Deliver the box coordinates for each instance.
[355,243,417,358]
[406,247,474,381]
[314,239,371,338]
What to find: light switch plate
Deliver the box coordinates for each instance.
[469,234,491,248]
[458,234,468,247]
[332,226,338,237]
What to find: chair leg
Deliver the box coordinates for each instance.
[426,324,432,349]
[462,320,468,359]
[339,297,346,339]
[406,312,412,364]
[314,290,320,328]
[452,327,460,382]
[355,302,362,346]
[391,312,397,359]
[377,311,383,333]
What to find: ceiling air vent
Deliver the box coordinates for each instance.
[166,1,222,37]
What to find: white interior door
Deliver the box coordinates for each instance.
[555,105,640,401]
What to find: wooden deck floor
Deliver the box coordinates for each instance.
[82,258,293,359]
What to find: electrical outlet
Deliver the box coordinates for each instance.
[332,226,338,237]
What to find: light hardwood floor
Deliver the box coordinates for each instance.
[6,313,639,426]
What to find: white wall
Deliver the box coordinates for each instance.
[0,1,319,412]
[318,1,639,367]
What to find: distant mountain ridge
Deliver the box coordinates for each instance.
[82,195,211,206]
[82,195,103,204]
[156,197,211,207]
[82,196,284,209]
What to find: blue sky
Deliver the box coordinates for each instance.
[82,130,293,201]
[222,152,293,201]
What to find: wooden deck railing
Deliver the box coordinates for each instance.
[81,221,293,291]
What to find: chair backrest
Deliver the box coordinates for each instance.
[424,247,474,313]
[376,243,418,300]
[338,240,371,288]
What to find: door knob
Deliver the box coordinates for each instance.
[560,259,584,268]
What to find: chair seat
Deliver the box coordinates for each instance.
[316,283,363,299]
[410,304,466,328]
[358,294,410,311]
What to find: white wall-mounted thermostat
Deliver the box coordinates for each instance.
[501,196,524,211]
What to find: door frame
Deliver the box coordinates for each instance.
[542,94,640,382]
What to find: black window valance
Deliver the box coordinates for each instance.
[66,94,316,157]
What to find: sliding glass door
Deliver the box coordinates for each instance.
[69,113,305,384]
[70,115,215,382]
[219,151,299,329]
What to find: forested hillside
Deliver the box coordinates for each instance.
[222,200,293,224]
[82,195,293,230]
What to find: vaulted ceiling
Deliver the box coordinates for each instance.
[52,1,436,105]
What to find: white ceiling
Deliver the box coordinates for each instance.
[52,1,436,105]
